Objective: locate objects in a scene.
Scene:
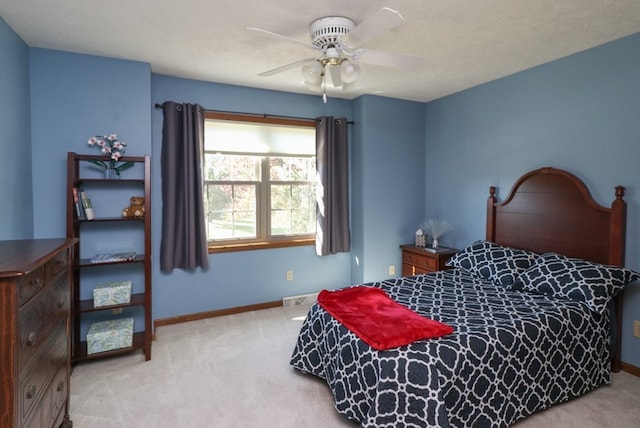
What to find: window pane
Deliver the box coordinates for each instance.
[291,208,315,234]
[270,156,315,181]
[291,184,312,207]
[291,184,315,234]
[233,185,256,211]
[271,210,291,236]
[204,153,260,181]
[270,184,290,210]
[270,183,315,236]
[205,184,256,240]
[232,210,257,238]
[293,157,316,181]
[269,157,286,181]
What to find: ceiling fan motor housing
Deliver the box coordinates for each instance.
[309,17,355,48]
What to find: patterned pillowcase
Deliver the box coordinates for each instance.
[514,253,640,314]
[446,240,539,286]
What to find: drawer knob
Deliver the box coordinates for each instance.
[57,380,65,392]
[26,384,36,400]
[27,332,37,346]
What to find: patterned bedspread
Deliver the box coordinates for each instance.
[290,269,611,427]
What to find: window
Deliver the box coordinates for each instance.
[203,112,316,252]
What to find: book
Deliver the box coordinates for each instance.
[79,188,95,220]
[90,252,137,264]
[72,187,86,220]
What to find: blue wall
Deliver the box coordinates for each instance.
[29,48,152,238]
[0,18,33,239]
[424,32,640,367]
[151,76,353,319]
[351,96,426,283]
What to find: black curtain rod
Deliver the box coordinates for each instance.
[154,103,354,124]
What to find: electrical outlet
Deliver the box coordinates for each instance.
[388,265,395,276]
[634,320,640,338]
[286,270,293,281]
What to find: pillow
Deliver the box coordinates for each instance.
[513,253,640,314]
[446,240,539,286]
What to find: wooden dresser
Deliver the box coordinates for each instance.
[0,238,75,428]
[400,244,457,276]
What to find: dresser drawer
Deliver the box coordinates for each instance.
[402,251,420,265]
[18,267,45,307]
[22,403,43,428]
[45,250,68,282]
[402,251,436,271]
[49,367,69,427]
[20,326,67,424]
[19,279,69,372]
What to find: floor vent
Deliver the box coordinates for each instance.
[282,292,319,307]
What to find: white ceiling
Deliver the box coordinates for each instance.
[2,0,640,103]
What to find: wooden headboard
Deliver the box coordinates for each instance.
[485,167,627,371]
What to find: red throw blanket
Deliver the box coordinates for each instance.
[317,286,454,350]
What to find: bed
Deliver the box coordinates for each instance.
[290,167,637,427]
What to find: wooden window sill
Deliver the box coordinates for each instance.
[208,238,315,254]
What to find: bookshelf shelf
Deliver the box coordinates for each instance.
[66,152,152,363]
[77,292,146,314]
[74,332,146,362]
[77,254,146,268]
[77,216,145,223]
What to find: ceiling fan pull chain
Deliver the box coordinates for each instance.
[322,72,327,103]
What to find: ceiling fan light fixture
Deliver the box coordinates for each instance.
[309,17,355,48]
[251,7,418,102]
[340,60,360,83]
[302,61,323,84]
[304,80,322,92]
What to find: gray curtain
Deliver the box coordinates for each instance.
[160,102,209,272]
[316,116,350,255]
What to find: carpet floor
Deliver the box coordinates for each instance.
[70,305,640,427]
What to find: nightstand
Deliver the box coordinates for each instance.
[400,245,458,276]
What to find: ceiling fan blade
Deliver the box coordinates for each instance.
[342,7,405,48]
[328,65,342,87]
[247,27,317,50]
[357,49,423,70]
[258,57,317,77]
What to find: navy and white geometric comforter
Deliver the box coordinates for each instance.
[290,269,611,427]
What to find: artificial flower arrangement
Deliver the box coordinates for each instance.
[87,134,134,176]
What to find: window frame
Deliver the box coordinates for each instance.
[204,112,316,253]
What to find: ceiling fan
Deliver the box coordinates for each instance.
[247,7,423,102]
